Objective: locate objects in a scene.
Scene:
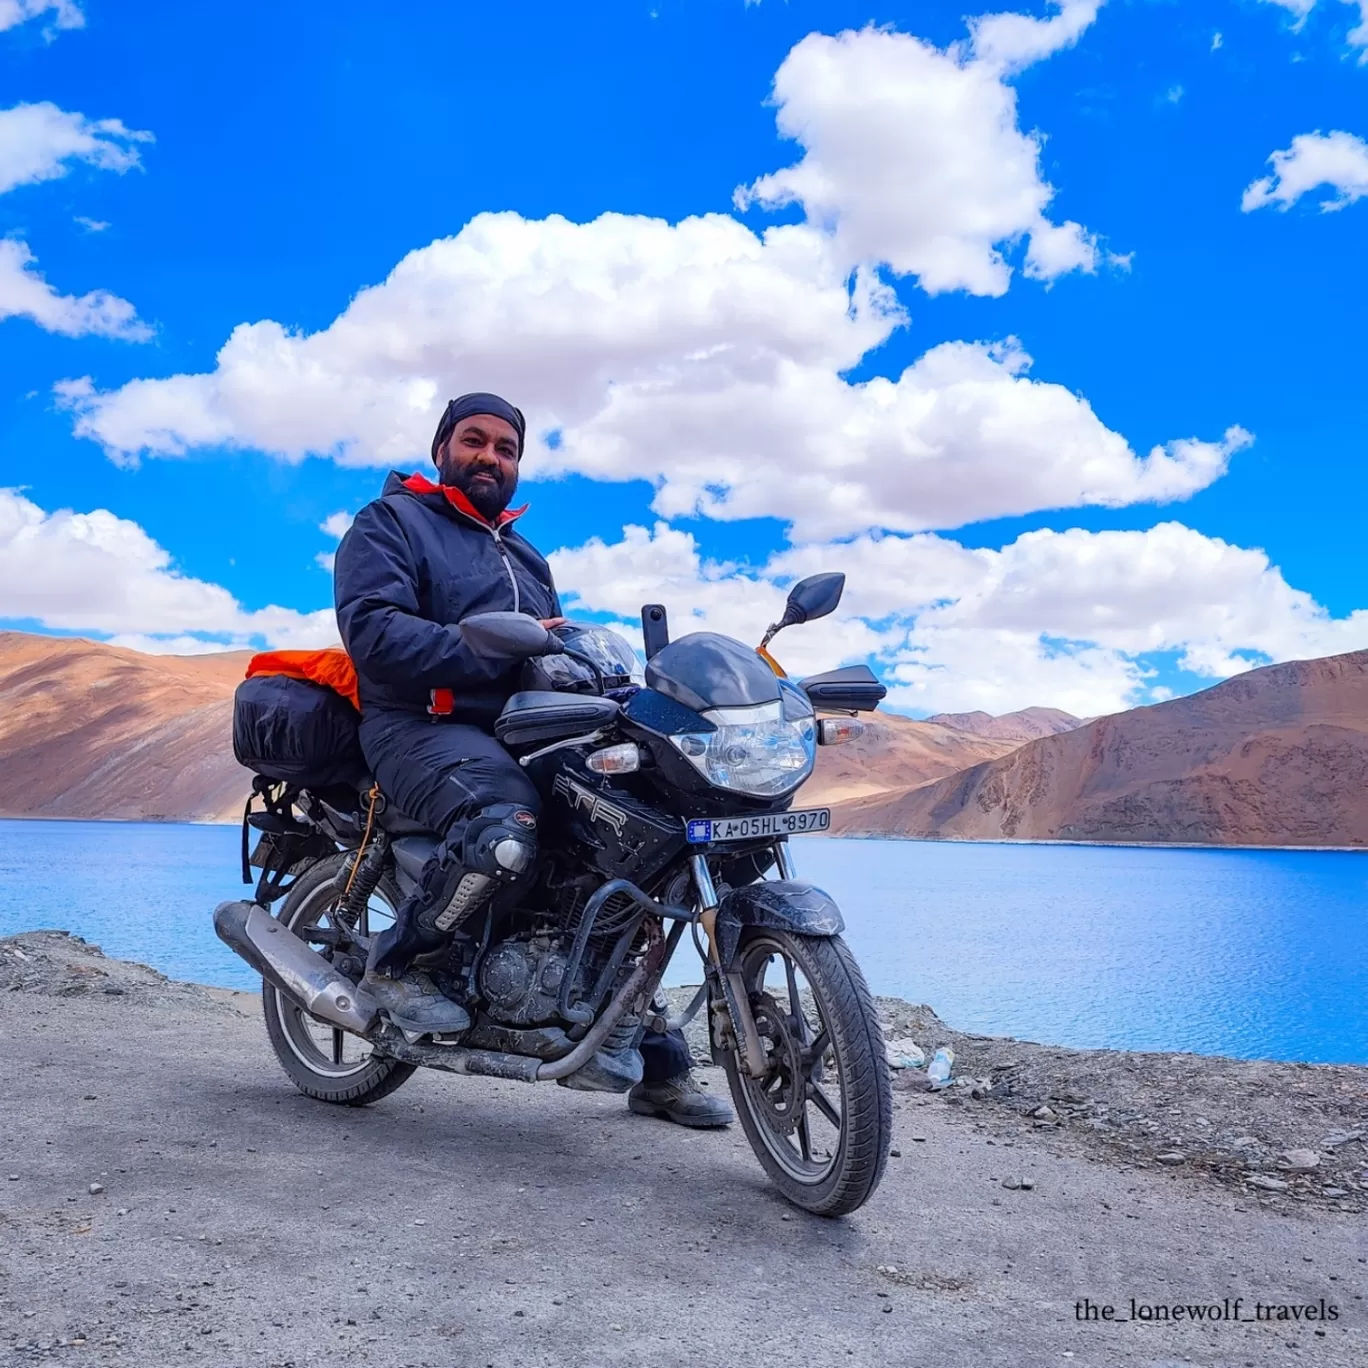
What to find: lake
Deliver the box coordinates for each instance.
[1,819,1364,1064]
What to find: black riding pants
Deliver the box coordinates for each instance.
[359,709,688,1083]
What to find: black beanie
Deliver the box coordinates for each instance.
[431,392,526,463]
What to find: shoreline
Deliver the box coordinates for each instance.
[2,810,1365,853]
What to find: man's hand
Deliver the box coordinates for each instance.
[539,617,568,630]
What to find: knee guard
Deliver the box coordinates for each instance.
[419,803,538,937]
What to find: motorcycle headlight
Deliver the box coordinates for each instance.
[670,701,817,798]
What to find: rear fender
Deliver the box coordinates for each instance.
[714,879,844,969]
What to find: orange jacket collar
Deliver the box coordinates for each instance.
[401,472,527,528]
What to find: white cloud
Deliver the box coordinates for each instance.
[55,210,1240,538]
[0,238,150,339]
[0,104,152,340]
[1349,1,1368,58]
[0,0,82,34]
[552,339,1251,539]
[1261,0,1317,21]
[1242,130,1368,211]
[967,0,1102,75]
[74,215,108,233]
[0,102,151,197]
[736,18,1104,296]
[550,520,1368,717]
[1259,0,1368,60]
[58,212,896,466]
[0,488,337,649]
[315,510,354,571]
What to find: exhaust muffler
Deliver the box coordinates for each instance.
[213,900,378,1035]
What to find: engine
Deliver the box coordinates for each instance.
[478,936,584,1027]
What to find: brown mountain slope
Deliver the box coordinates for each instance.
[832,650,1368,846]
[923,706,1082,744]
[802,712,1025,806]
[0,633,253,823]
[0,630,1030,825]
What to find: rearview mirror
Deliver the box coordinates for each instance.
[761,572,846,647]
[460,612,563,660]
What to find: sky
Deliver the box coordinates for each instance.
[1,0,1366,719]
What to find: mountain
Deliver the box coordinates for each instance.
[831,650,1368,847]
[803,712,1026,806]
[923,706,1082,744]
[0,631,1032,825]
[0,632,253,823]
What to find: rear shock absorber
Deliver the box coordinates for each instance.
[336,788,389,936]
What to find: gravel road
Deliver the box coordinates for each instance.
[1,931,1364,1367]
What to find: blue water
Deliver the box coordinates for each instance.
[1,820,1364,1064]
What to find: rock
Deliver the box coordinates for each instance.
[1322,1188,1348,1198]
[1280,1149,1320,1171]
[1230,1136,1260,1149]
[1030,1106,1055,1120]
[1001,1176,1021,1190]
[88,1182,104,1194]
[892,1072,933,1093]
[1321,1130,1364,1149]
[7,1174,17,1181]
[1019,1177,1035,1190]
[1156,1152,1185,1166]
[1246,1175,1290,1193]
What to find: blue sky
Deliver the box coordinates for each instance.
[1,0,1366,717]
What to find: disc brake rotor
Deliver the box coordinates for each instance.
[745,991,807,1137]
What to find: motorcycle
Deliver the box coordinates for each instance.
[214,573,893,1216]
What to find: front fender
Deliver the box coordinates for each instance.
[714,880,844,968]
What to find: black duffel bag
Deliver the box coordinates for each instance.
[232,673,366,789]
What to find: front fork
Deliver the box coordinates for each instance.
[692,840,794,1078]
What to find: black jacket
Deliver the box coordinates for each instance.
[335,471,561,728]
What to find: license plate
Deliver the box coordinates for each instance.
[684,808,831,843]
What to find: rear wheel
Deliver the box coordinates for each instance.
[723,930,892,1216]
[262,853,416,1105]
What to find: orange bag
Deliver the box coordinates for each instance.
[244,648,360,711]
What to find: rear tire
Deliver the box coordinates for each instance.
[261,853,416,1106]
[723,930,892,1216]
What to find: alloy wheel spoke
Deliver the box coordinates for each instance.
[332,1029,344,1066]
[807,1081,842,1129]
[803,1029,830,1077]
[796,1109,813,1163]
[784,957,809,1045]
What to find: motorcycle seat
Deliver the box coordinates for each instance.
[495,691,620,749]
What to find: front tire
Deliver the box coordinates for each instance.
[722,930,892,1216]
[262,853,416,1106]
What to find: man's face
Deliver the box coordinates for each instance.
[436,414,521,520]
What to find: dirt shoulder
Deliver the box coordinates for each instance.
[2,931,1365,1368]
[664,984,1368,1217]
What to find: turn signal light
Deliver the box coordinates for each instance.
[817,718,864,747]
[586,742,642,775]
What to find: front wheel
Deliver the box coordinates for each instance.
[722,930,892,1216]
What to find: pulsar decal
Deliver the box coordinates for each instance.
[553,774,629,838]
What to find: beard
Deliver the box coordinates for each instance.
[442,460,517,521]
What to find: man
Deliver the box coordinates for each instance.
[333,392,732,1127]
